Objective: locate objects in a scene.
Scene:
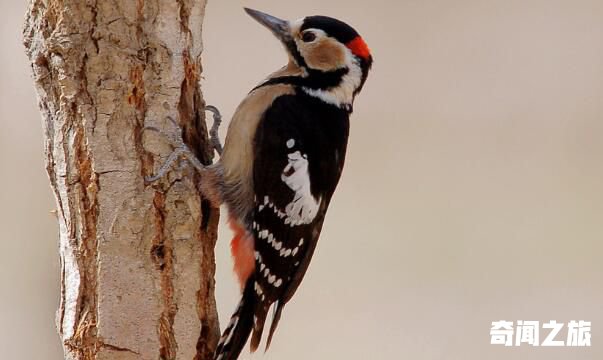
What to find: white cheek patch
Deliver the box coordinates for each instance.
[280,150,321,225]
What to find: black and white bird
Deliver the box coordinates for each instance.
[213,9,372,360]
[147,7,372,360]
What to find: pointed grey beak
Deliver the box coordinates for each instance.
[244,8,291,43]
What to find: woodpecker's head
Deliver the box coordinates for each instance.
[245,8,373,109]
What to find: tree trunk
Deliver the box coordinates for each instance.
[22,1,220,359]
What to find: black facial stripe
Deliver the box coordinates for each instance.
[284,39,307,69]
[301,16,359,44]
[251,67,349,93]
[305,67,349,89]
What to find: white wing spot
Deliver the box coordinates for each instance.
[271,205,286,219]
[281,151,321,226]
[254,282,264,295]
[286,139,295,148]
[274,278,283,287]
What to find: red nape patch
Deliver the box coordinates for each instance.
[229,217,255,291]
[346,36,371,60]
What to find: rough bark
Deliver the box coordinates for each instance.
[22,1,220,359]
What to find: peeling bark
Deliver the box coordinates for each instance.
[23,0,219,359]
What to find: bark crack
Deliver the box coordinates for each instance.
[70,119,101,360]
[151,191,178,359]
[99,341,140,355]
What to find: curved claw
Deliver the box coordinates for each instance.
[205,105,223,156]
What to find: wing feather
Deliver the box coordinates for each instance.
[249,93,349,347]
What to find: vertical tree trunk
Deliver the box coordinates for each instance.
[22,1,220,359]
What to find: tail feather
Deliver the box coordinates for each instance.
[265,301,284,351]
[249,305,269,352]
[214,281,256,360]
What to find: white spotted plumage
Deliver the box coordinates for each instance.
[254,282,263,295]
[281,150,321,225]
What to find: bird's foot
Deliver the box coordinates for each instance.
[144,105,223,183]
[206,105,223,156]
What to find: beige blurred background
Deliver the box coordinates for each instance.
[2,0,602,359]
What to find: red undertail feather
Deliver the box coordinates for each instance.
[229,217,255,290]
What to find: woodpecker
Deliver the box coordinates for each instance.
[146,7,372,360]
[212,8,372,360]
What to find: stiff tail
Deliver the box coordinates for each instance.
[265,301,284,351]
[249,303,269,352]
[250,300,284,353]
[214,281,256,360]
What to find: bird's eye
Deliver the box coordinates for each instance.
[302,31,316,42]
